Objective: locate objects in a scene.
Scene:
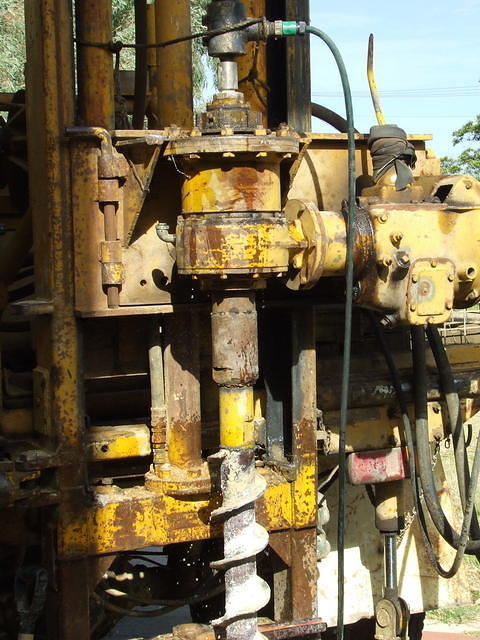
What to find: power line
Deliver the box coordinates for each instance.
[312,85,480,98]
[352,115,475,118]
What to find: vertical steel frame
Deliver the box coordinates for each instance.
[24,1,89,637]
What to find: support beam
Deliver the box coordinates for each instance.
[25,1,88,637]
[265,0,311,132]
[154,0,193,128]
[76,0,115,128]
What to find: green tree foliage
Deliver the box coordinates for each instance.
[191,0,212,102]
[441,115,480,179]
[0,0,210,101]
[0,0,26,92]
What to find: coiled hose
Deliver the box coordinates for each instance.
[426,324,480,556]
[370,313,480,577]
[411,326,480,559]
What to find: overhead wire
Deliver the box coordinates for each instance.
[75,18,263,53]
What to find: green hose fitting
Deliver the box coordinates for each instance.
[273,21,307,37]
[281,21,299,36]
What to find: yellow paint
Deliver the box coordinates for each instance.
[177,216,291,275]
[219,387,255,448]
[87,425,151,461]
[181,163,281,214]
[325,401,450,454]
[261,474,294,527]
[292,456,317,527]
[407,260,454,323]
[57,473,316,558]
[367,34,387,126]
[368,202,480,323]
[321,209,348,276]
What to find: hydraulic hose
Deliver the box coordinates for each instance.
[93,578,225,618]
[311,102,360,134]
[304,25,356,640]
[370,313,480,577]
[426,325,480,550]
[411,326,480,554]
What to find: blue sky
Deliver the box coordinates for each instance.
[309,0,480,158]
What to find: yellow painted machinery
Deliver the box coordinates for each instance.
[0,2,479,640]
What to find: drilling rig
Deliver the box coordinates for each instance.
[0,2,479,640]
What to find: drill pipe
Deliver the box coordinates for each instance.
[210,290,270,640]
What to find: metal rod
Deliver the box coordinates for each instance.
[25,0,88,636]
[149,318,166,469]
[384,533,397,592]
[237,0,267,122]
[154,0,193,128]
[367,34,386,126]
[102,202,120,308]
[164,312,202,470]
[218,60,239,92]
[210,289,270,640]
[133,0,148,129]
[149,319,165,409]
[290,309,318,619]
[76,0,115,129]
[146,2,158,128]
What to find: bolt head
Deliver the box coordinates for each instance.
[379,214,388,223]
[410,304,417,312]
[391,231,403,244]
[431,260,437,268]
[378,256,392,267]
[412,274,419,283]
[376,608,390,628]
[445,301,453,310]
[448,274,455,282]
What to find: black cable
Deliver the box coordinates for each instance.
[122,555,166,568]
[100,579,224,608]
[311,102,360,134]
[411,326,480,554]
[92,591,177,618]
[75,18,262,53]
[369,313,480,578]
[94,579,225,618]
[305,25,356,640]
[122,550,166,556]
